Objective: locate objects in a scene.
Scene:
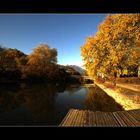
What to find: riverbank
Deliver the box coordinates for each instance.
[0,75,82,84]
[96,81,140,110]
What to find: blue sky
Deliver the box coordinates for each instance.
[0,14,106,67]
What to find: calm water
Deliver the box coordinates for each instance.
[0,83,123,126]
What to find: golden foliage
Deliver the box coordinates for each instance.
[80,14,140,79]
[26,43,58,78]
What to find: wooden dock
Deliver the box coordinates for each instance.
[59,109,140,126]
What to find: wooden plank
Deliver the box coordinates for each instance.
[60,109,140,127]
[86,110,90,125]
[130,109,140,116]
[60,109,74,126]
[83,110,88,126]
[131,109,140,113]
[85,110,94,126]
[95,111,107,126]
[74,110,81,126]
[127,110,140,122]
[123,111,140,126]
[81,110,87,126]
[80,110,88,126]
[65,109,77,126]
[76,110,84,126]
[73,110,82,126]
[88,110,96,126]
[119,112,136,126]
[104,112,115,126]
[113,112,128,126]
[113,111,135,126]
[61,110,73,126]
[62,109,77,126]
[69,109,79,126]
[77,110,85,126]
[90,111,119,126]
[103,112,120,126]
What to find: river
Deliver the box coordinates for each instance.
[0,83,124,126]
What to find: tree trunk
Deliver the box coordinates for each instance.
[138,66,140,77]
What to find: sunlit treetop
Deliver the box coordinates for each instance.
[80,14,140,79]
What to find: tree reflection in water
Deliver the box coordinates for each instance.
[84,86,124,112]
[0,83,24,112]
[22,84,58,125]
[0,83,60,125]
[0,83,124,125]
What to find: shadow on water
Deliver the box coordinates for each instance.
[0,83,124,125]
[83,85,124,112]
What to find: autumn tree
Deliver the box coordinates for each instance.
[80,14,140,83]
[25,43,58,80]
[0,46,26,80]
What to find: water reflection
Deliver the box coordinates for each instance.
[84,86,124,112]
[23,84,58,125]
[0,83,124,125]
[0,83,23,112]
[0,83,57,124]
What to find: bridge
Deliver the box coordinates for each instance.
[81,76,94,84]
[82,76,93,80]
